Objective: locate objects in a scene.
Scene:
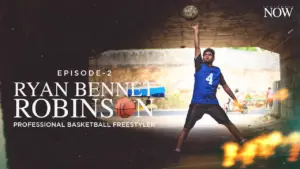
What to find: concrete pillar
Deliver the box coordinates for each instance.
[279,34,300,118]
[272,80,281,116]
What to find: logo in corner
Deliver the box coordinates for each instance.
[264,6,294,18]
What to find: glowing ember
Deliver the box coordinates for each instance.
[222,142,239,167]
[222,131,300,167]
[272,88,289,101]
[284,132,300,162]
[288,144,300,162]
[238,142,258,165]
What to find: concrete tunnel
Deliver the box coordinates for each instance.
[86,0,300,118]
[0,0,300,169]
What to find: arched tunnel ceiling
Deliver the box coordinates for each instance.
[92,0,299,53]
[3,0,299,55]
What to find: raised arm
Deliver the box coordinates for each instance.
[223,85,237,102]
[190,23,201,58]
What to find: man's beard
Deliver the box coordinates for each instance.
[204,60,213,64]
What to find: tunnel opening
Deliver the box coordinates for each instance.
[89,47,281,126]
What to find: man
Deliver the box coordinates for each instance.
[171,23,246,164]
[146,96,151,106]
[266,87,273,109]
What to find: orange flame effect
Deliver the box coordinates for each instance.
[222,131,300,167]
[272,88,289,101]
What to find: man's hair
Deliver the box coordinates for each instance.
[203,48,215,57]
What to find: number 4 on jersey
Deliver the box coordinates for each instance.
[206,73,213,85]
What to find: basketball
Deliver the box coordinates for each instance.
[182,5,199,20]
[114,97,136,118]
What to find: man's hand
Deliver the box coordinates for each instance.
[222,84,241,112]
[190,22,199,31]
[234,100,243,112]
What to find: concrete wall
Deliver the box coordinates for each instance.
[278,34,300,117]
[0,108,7,169]
[89,48,280,109]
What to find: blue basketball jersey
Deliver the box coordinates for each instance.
[191,64,221,104]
